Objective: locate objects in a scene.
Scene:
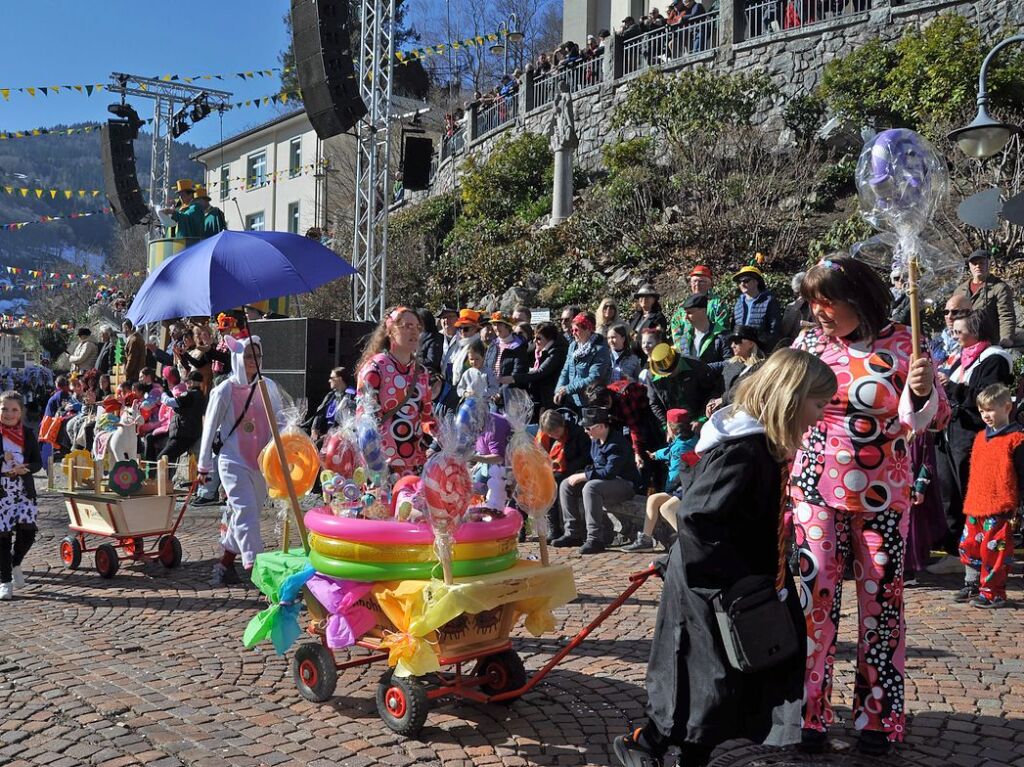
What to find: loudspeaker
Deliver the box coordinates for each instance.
[291,0,368,139]
[403,135,433,191]
[101,120,149,229]
[249,317,374,410]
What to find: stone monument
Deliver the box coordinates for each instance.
[546,80,579,226]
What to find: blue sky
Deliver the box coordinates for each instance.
[0,0,295,149]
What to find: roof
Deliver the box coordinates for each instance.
[192,108,307,160]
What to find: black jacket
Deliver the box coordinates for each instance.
[484,338,529,401]
[305,390,353,436]
[0,425,43,502]
[417,330,444,376]
[167,389,207,445]
[512,341,567,415]
[96,340,115,376]
[721,359,764,405]
[627,308,668,339]
[648,355,723,427]
[944,349,1014,454]
[646,432,803,747]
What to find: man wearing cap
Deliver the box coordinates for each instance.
[447,309,483,393]
[157,179,205,239]
[194,186,227,238]
[954,249,1017,347]
[646,342,721,431]
[731,264,782,350]
[555,313,612,414]
[628,284,668,341]
[677,293,726,365]
[669,265,729,351]
[68,328,99,374]
[554,406,641,554]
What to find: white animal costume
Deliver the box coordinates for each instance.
[197,335,285,568]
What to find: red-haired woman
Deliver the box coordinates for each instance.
[791,256,949,756]
[356,307,433,477]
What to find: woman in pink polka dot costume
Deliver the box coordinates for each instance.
[790,257,949,756]
[356,307,433,477]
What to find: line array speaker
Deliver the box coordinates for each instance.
[100,120,149,229]
[291,0,368,139]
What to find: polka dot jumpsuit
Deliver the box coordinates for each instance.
[358,352,433,477]
[791,324,949,742]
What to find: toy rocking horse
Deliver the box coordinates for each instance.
[93,404,143,471]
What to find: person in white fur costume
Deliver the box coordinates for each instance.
[197,334,286,585]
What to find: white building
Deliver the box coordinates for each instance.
[563,0,647,47]
[193,109,332,235]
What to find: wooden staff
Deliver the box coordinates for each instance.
[907,256,921,362]
[257,377,310,554]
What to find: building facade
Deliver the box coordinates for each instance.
[193,109,334,235]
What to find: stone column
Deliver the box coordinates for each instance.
[547,82,579,226]
[468,102,479,142]
[720,0,745,47]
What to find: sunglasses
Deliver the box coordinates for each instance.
[943,309,968,316]
[459,326,477,333]
[738,277,756,285]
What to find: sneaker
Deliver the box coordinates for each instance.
[578,539,606,555]
[799,728,828,754]
[191,495,223,507]
[953,586,979,603]
[970,595,1008,609]
[11,566,25,588]
[551,535,583,548]
[623,533,656,552]
[857,730,891,756]
[926,555,964,575]
[613,728,663,767]
[210,562,234,586]
[0,582,11,601]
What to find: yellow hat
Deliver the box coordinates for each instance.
[175,179,195,193]
[648,343,678,378]
[194,186,210,200]
[732,265,765,285]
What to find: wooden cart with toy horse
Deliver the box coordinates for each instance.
[47,450,196,578]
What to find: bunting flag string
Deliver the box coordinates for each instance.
[0,207,111,232]
[2,264,145,282]
[190,160,326,192]
[1,186,102,199]
[395,28,506,65]
[0,123,103,140]
[0,314,76,330]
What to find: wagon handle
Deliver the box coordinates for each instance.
[169,479,199,536]
[488,563,659,702]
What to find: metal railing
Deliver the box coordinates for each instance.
[440,126,466,160]
[531,57,603,110]
[744,0,874,40]
[476,94,520,137]
[621,16,721,76]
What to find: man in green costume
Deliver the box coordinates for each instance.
[194,186,227,238]
[158,178,205,239]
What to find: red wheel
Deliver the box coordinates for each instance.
[95,543,120,579]
[60,537,82,570]
[474,649,527,700]
[292,643,337,702]
[157,535,182,568]
[375,669,428,736]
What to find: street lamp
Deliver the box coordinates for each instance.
[490,14,525,76]
[948,34,1024,159]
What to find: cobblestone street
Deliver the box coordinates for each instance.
[1,490,1022,767]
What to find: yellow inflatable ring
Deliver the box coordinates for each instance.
[308,532,518,563]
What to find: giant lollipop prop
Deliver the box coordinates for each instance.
[856,128,950,357]
[504,389,557,565]
[421,416,477,584]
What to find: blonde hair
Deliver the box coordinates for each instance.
[977,383,1013,411]
[732,348,837,460]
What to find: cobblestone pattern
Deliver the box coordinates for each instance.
[0,490,1022,767]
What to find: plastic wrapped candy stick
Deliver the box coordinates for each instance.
[503,388,557,565]
[258,401,321,500]
[421,417,473,584]
[454,396,488,456]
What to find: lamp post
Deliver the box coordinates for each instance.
[948,34,1024,159]
[490,14,525,76]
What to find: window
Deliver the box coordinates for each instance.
[246,151,267,188]
[287,202,300,234]
[289,137,302,177]
[219,165,229,200]
[245,211,265,231]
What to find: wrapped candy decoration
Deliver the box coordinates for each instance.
[321,429,359,477]
[259,404,322,499]
[503,389,557,565]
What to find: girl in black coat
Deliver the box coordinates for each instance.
[0,391,43,600]
[502,322,567,420]
[615,349,837,767]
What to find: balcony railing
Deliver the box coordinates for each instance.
[621,16,720,77]
[440,126,466,160]
[476,94,520,137]
[744,0,874,40]
[531,57,604,110]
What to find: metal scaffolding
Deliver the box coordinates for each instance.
[106,73,233,221]
[350,0,396,322]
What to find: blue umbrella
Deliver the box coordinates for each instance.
[125,230,356,325]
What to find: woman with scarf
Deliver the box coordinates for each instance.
[933,309,1013,572]
[306,367,355,444]
[0,391,43,600]
[501,322,567,421]
[357,307,434,478]
[627,284,669,343]
[483,311,528,405]
[554,313,612,415]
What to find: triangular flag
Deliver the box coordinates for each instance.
[64,191,71,199]
[0,89,9,101]
[74,85,83,93]
[50,190,57,199]
[85,84,94,96]
[26,88,35,97]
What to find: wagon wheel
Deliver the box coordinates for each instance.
[123,536,145,560]
[94,544,120,579]
[292,643,338,703]
[157,535,182,568]
[474,649,528,701]
[59,536,82,570]
[375,668,429,737]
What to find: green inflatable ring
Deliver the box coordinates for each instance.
[308,547,519,582]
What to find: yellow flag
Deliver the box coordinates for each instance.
[35,189,43,198]
[73,85,83,93]
[0,89,8,101]
[19,189,28,197]
[50,190,57,199]
[281,93,289,104]
[64,191,71,200]
[26,88,35,97]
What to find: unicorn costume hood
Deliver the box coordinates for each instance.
[225,333,259,386]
